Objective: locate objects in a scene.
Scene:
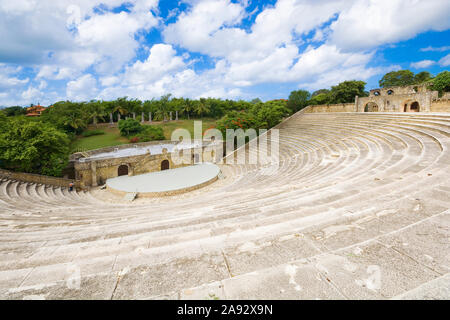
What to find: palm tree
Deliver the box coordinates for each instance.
[158,94,172,121]
[85,100,106,127]
[181,98,193,119]
[64,111,86,132]
[112,97,129,119]
[195,98,211,118]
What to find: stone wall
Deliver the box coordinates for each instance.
[71,140,179,161]
[304,88,449,114]
[304,103,356,113]
[0,169,79,188]
[74,143,219,188]
[357,91,435,112]
[107,175,218,198]
[431,99,450,112]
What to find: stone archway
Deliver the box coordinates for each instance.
[118,165,129,176]
[364,102,379,112]
[403,100,420,112]
[161,160,170,171]
[410,101,420,112]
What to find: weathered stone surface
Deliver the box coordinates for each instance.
[1,111,450,300]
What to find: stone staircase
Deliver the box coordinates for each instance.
[0,112,449,300]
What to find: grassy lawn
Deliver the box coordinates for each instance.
[70,127,129,152]
[151,118,217,139]
[70,118,217,152]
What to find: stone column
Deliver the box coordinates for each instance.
[379,99,385,112]
[133,112,136,120]
[118,113,121,121]
[170,111,173,121]
[354,96,359,112]
[91,161,98,187]
[141,112,145,123]
[110,113,113,124]
[128,165,134,176]
[149,112,152,123]
[175,110,178,121]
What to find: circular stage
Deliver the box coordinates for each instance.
[106,163,221,197]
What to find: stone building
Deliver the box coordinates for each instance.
[72,140,219,188]
[306,84,449,113]
[26,104,47,116]
[356,84,438,112]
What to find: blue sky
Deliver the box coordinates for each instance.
[0,0,449,107]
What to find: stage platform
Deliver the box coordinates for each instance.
[106,163,221,197]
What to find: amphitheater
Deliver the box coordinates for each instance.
[0,110,449,300]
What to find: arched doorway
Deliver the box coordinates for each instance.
[364,102,379,112]
[410,101,419,112]
[161,160,169,171]
[118,165,128,176]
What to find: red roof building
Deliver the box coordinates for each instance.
[26,105,47,116]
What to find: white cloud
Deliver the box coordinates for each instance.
[329,0,450,51]
[439,54,450,67]
[420,45,450,52]
[1,0,450,104]
[0,64,29,89]
[410,60,436,69]
[123,44,186,85]
[21,86,43,101]
[97,43,242,100]
[67,74,99,101]
[163,0,246,56]
[0,0,159,80]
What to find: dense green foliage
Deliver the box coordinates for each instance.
[379,70,415,87]
[131,126,165,142]
[1,106,27,117]
[216,100,289,136]
[379,69,436,88]
[414,71,433,84]
[0,117,69,176]
[118,118,165,142]
[329,81,368,103]
[118,119,143,137]
[299,80,368,106]
[431,71,450,96]
[81,129,105,137]
[287,90,310,112]
[1,68,447,177]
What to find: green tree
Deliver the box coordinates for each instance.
[2,106,27,117]
[0,119,70,176]
[112,97,131,117]
[195,98,211,118]
[131,125,165,142]
[0,112,8,131]
[287,90,310,113]
[118,118,143,137]
[311,89,330,97]
[431,71,450,96]
[216,111,258,137]
[379,70,415,87]
[329,80,367,103]
[181,98,194,119]
[84,100,106,127]
[41,101,87,135]
[155,94,172,121]
[309,93,331,105]
[413,71,433,84]
[252,101,290,128]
